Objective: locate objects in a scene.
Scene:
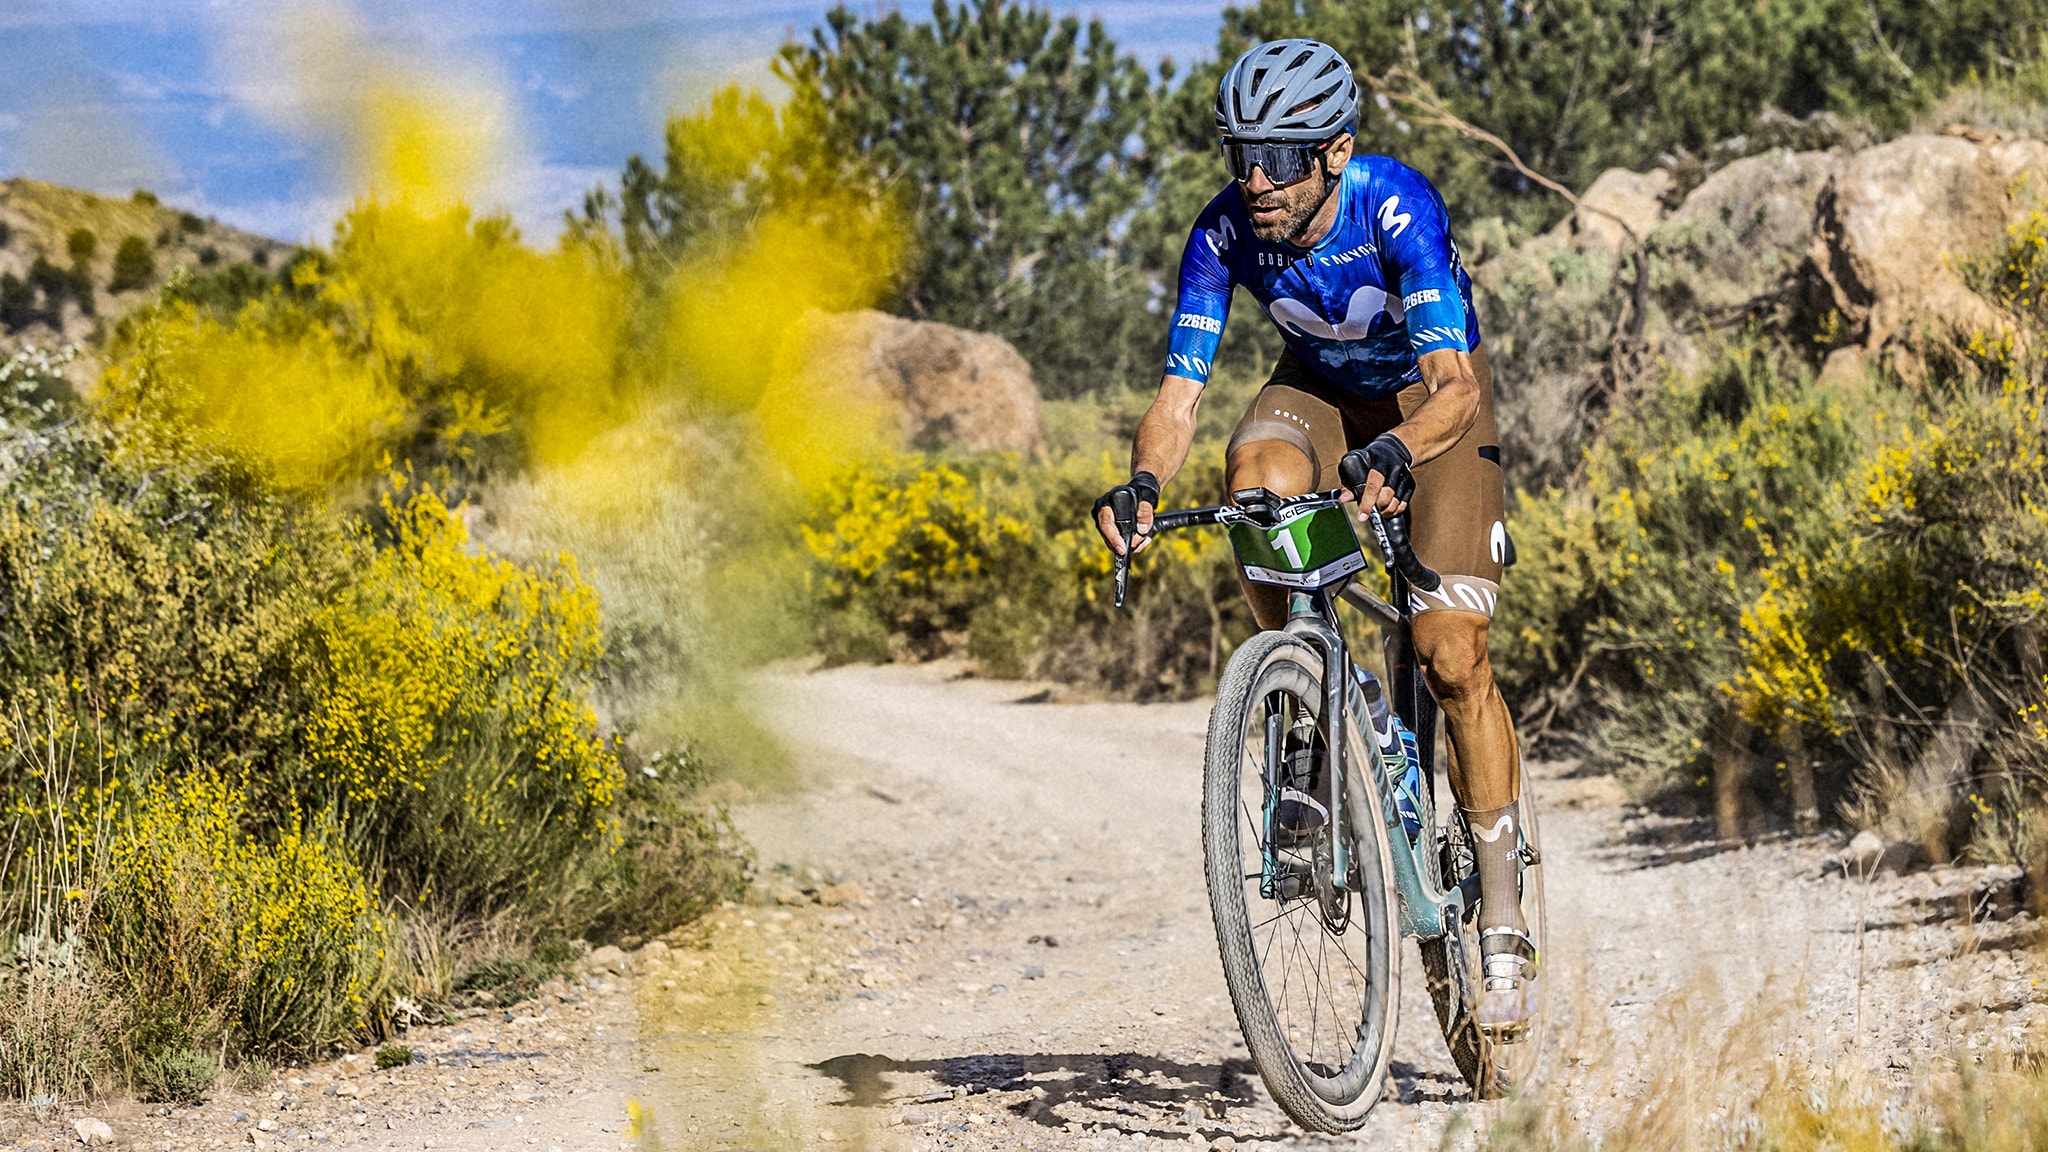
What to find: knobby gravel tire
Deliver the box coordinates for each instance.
[1202,630,1400,1133]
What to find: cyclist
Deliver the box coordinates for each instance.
[1091,38,1532,1033]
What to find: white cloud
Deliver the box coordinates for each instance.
[191,190,355,245]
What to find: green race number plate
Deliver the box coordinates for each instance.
[1228,505,1368,588]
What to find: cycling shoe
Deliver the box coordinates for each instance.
[1474,925,1539,1035]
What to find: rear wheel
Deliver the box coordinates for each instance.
[1202,630,1400,1132]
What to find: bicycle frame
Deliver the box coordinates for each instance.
[1285,582,1476,941]
[1132,492,1480,940]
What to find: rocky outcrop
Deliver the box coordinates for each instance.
[1564,168,1674,258]
[1810,132,2048,355]
[1652,148,1842,318]
[781,309,1043,454]
[1478,131,2048,485]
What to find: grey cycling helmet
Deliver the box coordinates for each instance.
[1215,39,1358,142]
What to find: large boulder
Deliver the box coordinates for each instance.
[1565,168,1673,258]
[1811,132,2048,354]
[1650,149,1843,317]
[779,309,1043,454]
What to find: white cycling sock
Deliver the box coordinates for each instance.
[1464,802,1527,940]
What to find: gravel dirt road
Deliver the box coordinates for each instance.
[624,661,2048,1150]
[15,660,2037,1152]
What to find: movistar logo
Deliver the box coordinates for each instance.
[1204,215,1237,256]
[1269,284,1403,341]
[1378,195,1411,237]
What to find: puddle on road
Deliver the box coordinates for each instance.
[631,907,886,1152]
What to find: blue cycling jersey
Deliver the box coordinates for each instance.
[1164,154,1479,399]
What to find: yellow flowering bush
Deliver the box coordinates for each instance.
[0,414,352,780]
[804,459,1033,661]
[803,448,1253,698]
[309,485,622,919]
[100,773,377,1059]
[1505,211,2048,842]
[1493,339,1878,790]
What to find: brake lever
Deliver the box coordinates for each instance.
[1110,487,1138,609]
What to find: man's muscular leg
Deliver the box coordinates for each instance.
[1414,607,1532,1027]
[1225,439,1315,631]
[1412,610,1520,813]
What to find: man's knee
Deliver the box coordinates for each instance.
[1414,613,1496,707]
[1226,440,1314,498]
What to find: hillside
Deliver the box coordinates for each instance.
[0,177,289,348]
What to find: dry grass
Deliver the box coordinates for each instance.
[1471,948,2048,1152]
[0,718,124,1104]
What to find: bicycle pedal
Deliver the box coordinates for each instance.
[1519,844,1541,867]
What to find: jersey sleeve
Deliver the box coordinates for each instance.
[1376,168,1472,355]
[1163,191,1239,384]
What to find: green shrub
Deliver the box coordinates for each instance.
[67,228,96,264]
[0,932,116,1104]
[567,748,750,944]
[133,1048,216,1103]
[0,414,351,793]
[109,236,154,293]
[1494,339,1881,794]
[374,1044,411,1069]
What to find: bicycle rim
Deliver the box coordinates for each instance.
[1203,630,1398,1132]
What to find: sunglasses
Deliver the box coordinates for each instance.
[1219,136,1337,186]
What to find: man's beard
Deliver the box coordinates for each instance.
[1247,170,1329,244]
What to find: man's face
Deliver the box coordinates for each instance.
[1238,134,1350,244]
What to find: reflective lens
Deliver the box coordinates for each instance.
[1220,138,1324,186]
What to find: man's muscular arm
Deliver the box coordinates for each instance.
[1353,347,1479,516]
[1094,374,1203,556]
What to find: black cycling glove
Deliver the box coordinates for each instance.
[1092,470,1161,516]
[1338,434,1415,504]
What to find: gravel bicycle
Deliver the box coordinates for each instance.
[1108,485,1545,1130]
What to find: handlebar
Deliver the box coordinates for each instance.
[1112,488,1441,603]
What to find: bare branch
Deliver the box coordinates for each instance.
[1363,66,1655,390]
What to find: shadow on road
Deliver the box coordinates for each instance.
[809,1049,1256,1137]
[808,1050,1460,1138]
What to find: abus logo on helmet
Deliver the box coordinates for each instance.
[1175,314,1222,334]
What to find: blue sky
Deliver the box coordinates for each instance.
[0,1,1228,245]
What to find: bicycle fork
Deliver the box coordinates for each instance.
[1272,591,1351,894]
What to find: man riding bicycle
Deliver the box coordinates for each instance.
[1092,38,1532,1032]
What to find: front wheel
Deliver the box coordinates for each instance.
[1202,630,1400,1132]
